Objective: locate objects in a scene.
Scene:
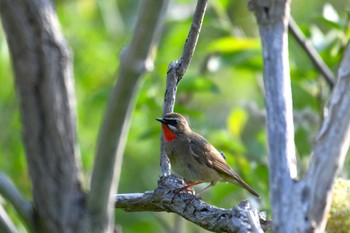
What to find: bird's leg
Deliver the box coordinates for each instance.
[171,181,202,204]
[180,181,202,194]
[183,181,217,212]
[194,181,216,197]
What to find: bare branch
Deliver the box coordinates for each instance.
[115,175,270,232]
[177,0,208,78]
[249,0,296,232]
[303,43,350,232]
[160,0,208,176]
[0,0,84,231]
[288,17,335,88]
[155,2,269,232]
[0,173,34,232]
[88,0,169,230]
[0,205,18,233]
[250,1,350,232]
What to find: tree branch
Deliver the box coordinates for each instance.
[160,0,208,176]
[250,1,350,232]
[0,173,34,232]
[88,0,169,230]
[303,43,350,232]
[288,17,335,88]
[115,175,270,233]
[0,205,18,233]
[0,0,84,232]
[155,2,269,232]
[248,0,297,232]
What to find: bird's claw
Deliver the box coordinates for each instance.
[170,186,196,204]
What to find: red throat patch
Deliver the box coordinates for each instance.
[162,124,176,142]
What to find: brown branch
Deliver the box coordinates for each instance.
[160,0,208,176]
[288,17,335,88]
[115,175,270,233]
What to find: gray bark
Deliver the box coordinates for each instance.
[0,0,84,231]
[88,0,168,231]
[0,0,168,232]
[115,175,270,233]
[249,0,350,232]
[160,0,207,177]
[0,205,18,233]
[127,1,267,232]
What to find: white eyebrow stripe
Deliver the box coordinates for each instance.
[165,118,178,121]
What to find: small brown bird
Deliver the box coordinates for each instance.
[156,112,259,197]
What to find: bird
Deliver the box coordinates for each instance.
[156,112,259,198]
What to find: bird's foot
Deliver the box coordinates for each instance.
[179,186,196,195]
[170,186,195,203]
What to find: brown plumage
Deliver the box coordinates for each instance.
[156,112,259,197]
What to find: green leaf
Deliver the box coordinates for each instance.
[228,108,248,137]
[208,37,260,53]
[179,76,220,93]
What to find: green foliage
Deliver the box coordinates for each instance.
[326,178,350,233]
[0,0,349,232]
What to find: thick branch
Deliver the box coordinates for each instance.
[0,173,34,232]
[250,1,350,233]
[249,0,296,232]
[160,0,208,176]
[303,44,350,232]
[115,175,270,233]
[0,0,83,232]
[288,17,335,88]
[88,0,169,230]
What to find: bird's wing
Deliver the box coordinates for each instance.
[189,132,260,197]
[189,133,237,178]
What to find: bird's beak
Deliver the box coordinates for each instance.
[156,117,166,124]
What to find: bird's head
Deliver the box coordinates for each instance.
[156,112,191,142]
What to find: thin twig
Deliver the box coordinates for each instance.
[160,0,208,176]
[177,0,208,78]
[0,205,18,233]
[0,173,34,232]
[289,17,335,88]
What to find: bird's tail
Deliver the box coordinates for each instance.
[229,177,260,198]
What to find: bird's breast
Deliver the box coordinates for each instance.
[162,124,176,142]
[164,140,222,183]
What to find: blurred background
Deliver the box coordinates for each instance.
[0,0,349,232]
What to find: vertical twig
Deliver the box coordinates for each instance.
[160,0,208,176]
